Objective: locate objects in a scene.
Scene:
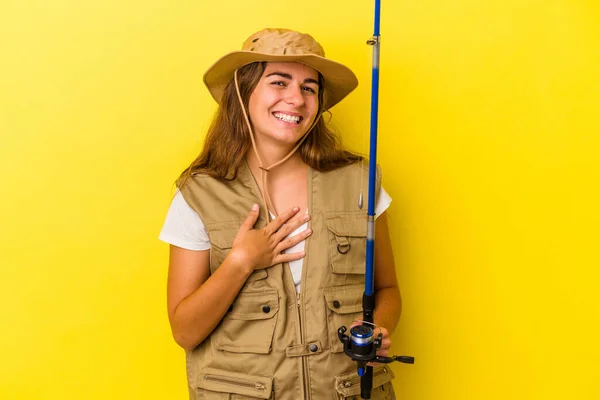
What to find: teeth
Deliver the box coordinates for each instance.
[274,112,301,124]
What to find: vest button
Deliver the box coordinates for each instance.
[309,344,318,352]
[333,300,341,309]
[262,305,271,313]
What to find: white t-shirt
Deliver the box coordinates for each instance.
[159,188,392,292]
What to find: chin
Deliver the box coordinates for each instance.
[266,128,308,143]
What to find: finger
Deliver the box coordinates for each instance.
[377,338,391,352]
[239,204,260,232]
[377,347,390,356]
[274,250,306,265]
[273,212,311,242]
[349,321,362,329]
[369,348,389,367]
[349,321,372,330]
[380,336,392,348]
[275,227,312,253]
[265,207,300,235]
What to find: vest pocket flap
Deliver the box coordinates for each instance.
[198,368,273,399]
[335,366,395,397]
[323,285,363,314]
[209,227,238,249]
[246,269,268,282]
[229,289,279,320]
[325,214,368,237]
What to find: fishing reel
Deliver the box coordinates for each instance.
[338,323,415,399]
[337,324,415,376]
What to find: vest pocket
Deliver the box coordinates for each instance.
[325,213,367,275]
[196,367,274,399]
[323,284,364,353]
[211,289,279,354]
[334,366,396,400]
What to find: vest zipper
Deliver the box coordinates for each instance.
[203,374,267,391]
[297,292,310,397]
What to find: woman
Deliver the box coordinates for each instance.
[159,28,402,399]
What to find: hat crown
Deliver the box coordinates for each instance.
[204,28,358,110]
[242,28,325,57]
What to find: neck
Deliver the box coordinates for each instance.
[248,134,304,168]
[246,146,305,177]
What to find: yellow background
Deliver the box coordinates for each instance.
[1,0,599,399]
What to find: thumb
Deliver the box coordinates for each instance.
[239,204,260,231]
[349,321,362,329]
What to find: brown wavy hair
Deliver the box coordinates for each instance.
[177,62,362,188]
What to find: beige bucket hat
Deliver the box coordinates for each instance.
[203,28,359,110]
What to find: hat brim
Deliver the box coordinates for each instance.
[203,51,358,111]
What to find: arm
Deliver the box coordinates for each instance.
[167,205,311,351]
[167,245,253,352]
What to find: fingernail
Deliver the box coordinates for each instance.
[251,204,258,211]
[293,206,300,212]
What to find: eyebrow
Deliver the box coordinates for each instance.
[265,72,319,86]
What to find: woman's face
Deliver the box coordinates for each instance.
[248,62,320,149]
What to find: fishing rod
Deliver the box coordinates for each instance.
[338,1,414,398]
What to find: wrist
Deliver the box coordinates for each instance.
[225,249,254,277]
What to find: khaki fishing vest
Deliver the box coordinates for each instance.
[179,161,396,400]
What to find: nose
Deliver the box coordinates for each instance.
[284,84,305,107]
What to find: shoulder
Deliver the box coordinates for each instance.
[179,172,233,207]
[158,191,211,251]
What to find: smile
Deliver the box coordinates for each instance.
[273,112,302,124]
